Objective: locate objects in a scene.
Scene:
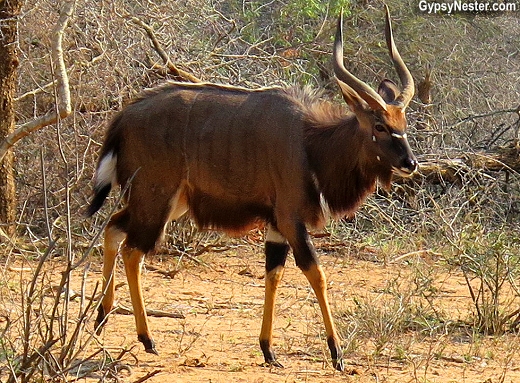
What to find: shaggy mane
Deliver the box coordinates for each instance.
[284,86,349,128]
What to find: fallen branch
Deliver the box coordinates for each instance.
[132,369,162,383]
[396,142,520,186]
[115,305,185,319]
[145,264,180,279]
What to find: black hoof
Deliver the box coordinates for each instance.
[261,360,284,368]
[138,334,158,355]
[145,347,159,355]
[260,340,283,368]
[327,335,344,371]
[333,357,344,372]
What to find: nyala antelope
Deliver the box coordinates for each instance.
[88,6,417,371]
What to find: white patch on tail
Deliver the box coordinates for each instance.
[95,151,117,189]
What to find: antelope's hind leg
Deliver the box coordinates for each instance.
[259,224,289,368]
[110,182,186,354]
[95,210,127,334]
[120,243,158,354]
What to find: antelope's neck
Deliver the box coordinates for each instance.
[305,117,376,216]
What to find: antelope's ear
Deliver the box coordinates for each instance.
[377,79,400,104]
[337,79,369,113]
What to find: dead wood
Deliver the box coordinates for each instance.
[144,264,180,279]
[132,370,162,383]
[115,305,185,319]
[400,142,520,186]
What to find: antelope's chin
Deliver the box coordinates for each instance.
[392,166,417,178]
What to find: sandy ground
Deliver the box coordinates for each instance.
[82,244,520,383]
[3,240,520,382]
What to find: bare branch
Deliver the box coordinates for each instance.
[14,80,57,102]
[448,106,520,130]
[0,0,74,162]
[125,15,201,83]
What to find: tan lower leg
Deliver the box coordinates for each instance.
[100,225,125,317]
[121,245,150,338]
[302,264,341,345]
[260,265,285,344]
[259,265,285,366]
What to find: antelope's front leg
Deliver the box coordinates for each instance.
[259,224,289,367]
[302,264,343,371]
[290,222,344,371]
[121,244,158,354]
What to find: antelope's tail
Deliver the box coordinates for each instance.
[86,151,117,217]
[86,113,123,217]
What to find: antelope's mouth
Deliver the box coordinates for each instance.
[392,166,418,178]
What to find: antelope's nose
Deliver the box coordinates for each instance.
[402,157,418,174]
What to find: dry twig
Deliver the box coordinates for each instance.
[125,15,201,83]
[115,305,185,319]
[132,369,162,383]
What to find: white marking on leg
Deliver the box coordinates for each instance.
[266,224,287,244]
[96,152,117,189]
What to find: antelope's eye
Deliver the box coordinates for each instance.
[374,124,386,132]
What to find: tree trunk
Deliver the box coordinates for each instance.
[0,0,22,236]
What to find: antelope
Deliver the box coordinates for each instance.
[87,6,417,371]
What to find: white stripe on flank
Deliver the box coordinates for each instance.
[96,152,117,188]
